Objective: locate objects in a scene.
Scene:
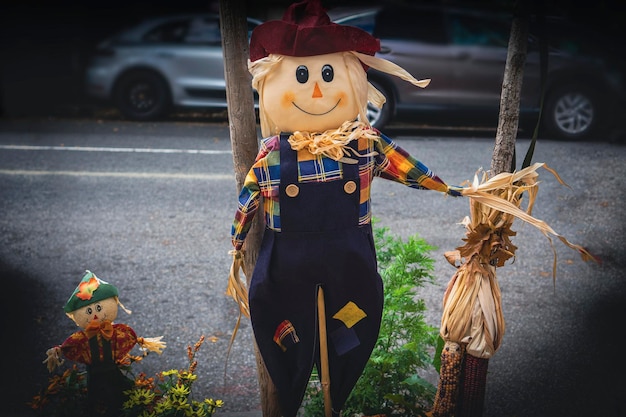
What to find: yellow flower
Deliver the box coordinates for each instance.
[190,400,207,417]
[161,369,179,377]
[170,384,191,397]
[179,371,198,382]
[185,404,206,417]
[169,393,191,411]
[154,400,170,414]
[130,388,156,405]
[202,397,223,413]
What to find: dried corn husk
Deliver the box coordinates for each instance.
[440,260,503,359]
[431,163,597,416]
[440,162,596,358]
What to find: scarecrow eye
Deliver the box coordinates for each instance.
[296,65,309,83]
[321,65,334,82]
[96,304,102,312]
[86,307,93,315]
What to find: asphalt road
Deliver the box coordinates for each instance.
[1,116,624,417]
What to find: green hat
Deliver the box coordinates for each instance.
[63,270,119,313]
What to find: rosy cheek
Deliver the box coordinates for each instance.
[281,92,295,109]
[335,91,348,107]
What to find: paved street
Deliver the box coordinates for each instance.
[0,116,624,417]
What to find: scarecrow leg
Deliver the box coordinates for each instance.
[317,286,332,417]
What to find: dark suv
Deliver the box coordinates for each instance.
[332,4,625,140]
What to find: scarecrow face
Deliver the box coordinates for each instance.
[262,53,363,133]
[69,297,119,329]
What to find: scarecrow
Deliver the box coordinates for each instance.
[227,1,461,415]
[44,270,166,417]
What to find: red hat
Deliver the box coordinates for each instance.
[249,0,380,62]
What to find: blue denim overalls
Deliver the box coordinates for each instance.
[249,134,384,417]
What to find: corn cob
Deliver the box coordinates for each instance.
[430,341,465,417]
[456,354,489,417]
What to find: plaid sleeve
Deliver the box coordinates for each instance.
[373,132,449,193]
[231,169,262,250]
[230,136,279,249]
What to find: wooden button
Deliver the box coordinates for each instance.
[285,184,299,197]
[344,181,357,194]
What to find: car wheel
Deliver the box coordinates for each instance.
[366,79,393,130]
[113,70,171,121]
[543,84,602,140]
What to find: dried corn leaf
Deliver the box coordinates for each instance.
[461,162,597,274]
[441,260,504,358]
[439,162,597,359]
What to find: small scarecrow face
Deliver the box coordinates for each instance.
[64,270,121,329]
[68,297,119,329]
[261,53,363,133]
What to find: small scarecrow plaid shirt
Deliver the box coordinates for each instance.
[231,131,452,250]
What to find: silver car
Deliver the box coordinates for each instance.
[84,13,261,121]
[331,4,625,140]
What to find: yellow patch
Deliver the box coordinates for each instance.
[333,301,367,328]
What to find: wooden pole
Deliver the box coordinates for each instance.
[317,286,332,417]
[219,1,281,416]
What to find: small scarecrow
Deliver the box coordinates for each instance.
[227,1,461,416]
[44,270,166,417]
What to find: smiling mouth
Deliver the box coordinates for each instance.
[292,99,341,116]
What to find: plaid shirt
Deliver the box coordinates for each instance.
[231,130,452,250]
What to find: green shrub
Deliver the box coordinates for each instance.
[302,222,438,417]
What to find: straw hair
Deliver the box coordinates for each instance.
[224,249,250,375]
[249,54,284,137]
[351,51,431,108]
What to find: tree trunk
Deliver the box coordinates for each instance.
[490,11,529,176]
[219,1,281,416]
[458,8,530,417]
